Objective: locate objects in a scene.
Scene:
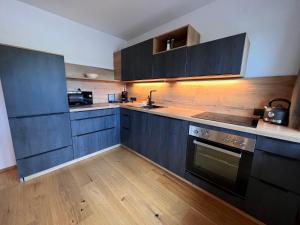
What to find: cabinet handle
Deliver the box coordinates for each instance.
[193,140,241,158]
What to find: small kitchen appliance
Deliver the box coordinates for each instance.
[68,89,93,106]
[121,87,129,103]
[263,98,291,126]
[186,124,256,197]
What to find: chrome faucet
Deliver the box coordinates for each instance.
[147,90,157,106]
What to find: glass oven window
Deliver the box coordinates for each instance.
[193,140,241,183]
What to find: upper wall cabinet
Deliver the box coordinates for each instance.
[120,27,249,81]
[0,45,68,117]
[121,39,153,81]
[152,47,188,78]
[188,33,249,77]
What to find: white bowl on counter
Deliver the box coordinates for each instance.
[84,73,99,79]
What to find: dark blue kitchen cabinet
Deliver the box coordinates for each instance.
[120,108,133,149]
[0,44,72,178]
[152,47,188,79]
[17,146,73,178]
[188,33,248,76]
[131,110,150,156]
[148,114,191,177]
[71,114,116,136]
[120,108,149,154]
[246,178,300,225]
[71,108,120,159]
[251,149,300,195]
[120,108,189,177]
[0,45,68,117]
[256,136,300,160]
[9,113,72,160]
[245,136,300,225]
[121,39,153,81]
[70,108,116,120]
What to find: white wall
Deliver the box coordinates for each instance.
[0,0,126,169]
[0,0,126,69]
[0,80,16,170]
[128,0,300,77]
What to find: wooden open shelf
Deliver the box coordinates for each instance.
[153,25,200,54]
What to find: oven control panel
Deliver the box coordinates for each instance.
[189,125,256,152]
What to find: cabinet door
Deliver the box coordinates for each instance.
[246,178,300,225]
[136,39,153,80]
[252,149,300,195]
[166,119,189,177]
[131,110,149,156]
[121,39,153,81]
[0,45,68,117]
[188,33,246,76]
[121,46,136,81]
[153,47,188,78]
[148,114,189,177]
[17,146,73,178]
[120,109,133,148]
[9,113,72,159]
[147,114,168,164]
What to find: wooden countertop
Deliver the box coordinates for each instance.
[69,103,120,112]
[69,103,300,144]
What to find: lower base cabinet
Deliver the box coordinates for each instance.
[9,113,73,178]
[17,146,73,178]
[246,178,300,225]
[120,108,188,177]
[70,108,120,159]
[121,107,300,225]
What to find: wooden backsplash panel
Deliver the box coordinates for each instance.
[127,76,296,116]
[67,79,124,103]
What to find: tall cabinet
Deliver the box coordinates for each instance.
[0,45,73,179]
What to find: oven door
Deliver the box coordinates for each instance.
[186,137,253,197]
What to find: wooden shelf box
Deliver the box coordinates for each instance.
[153,25,200,54]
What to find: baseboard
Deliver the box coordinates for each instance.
[121,145,263,225]
[0,165,17,174]
[23,144,121,182]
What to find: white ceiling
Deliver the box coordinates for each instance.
[17,0,214,40]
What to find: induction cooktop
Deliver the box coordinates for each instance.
[192,112,259,128]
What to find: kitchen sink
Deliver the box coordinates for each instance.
[125,104,164,110]
[142,105,164,109]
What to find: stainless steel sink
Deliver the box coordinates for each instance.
[142,105,164,109]
[125,104,164,110]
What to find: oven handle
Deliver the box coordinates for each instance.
[193,140,241,158]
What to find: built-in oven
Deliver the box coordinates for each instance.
[186,125,256,197]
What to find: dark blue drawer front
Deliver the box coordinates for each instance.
[252,149,300,195]
[256,136,300,160]
[70,108,116,120]
[71,114,116,136]
[73,128,118,158]
[9,113,72,159]
[17,146,73,177]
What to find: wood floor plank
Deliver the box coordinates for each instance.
[0,147,263,225]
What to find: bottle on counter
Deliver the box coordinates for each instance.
[166,39,171,51]
[170,38,175,49]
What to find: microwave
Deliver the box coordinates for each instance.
[68,89,93,106]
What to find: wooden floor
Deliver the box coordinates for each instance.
[0,147,262,225]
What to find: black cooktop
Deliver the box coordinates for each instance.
[192,112,259,128]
